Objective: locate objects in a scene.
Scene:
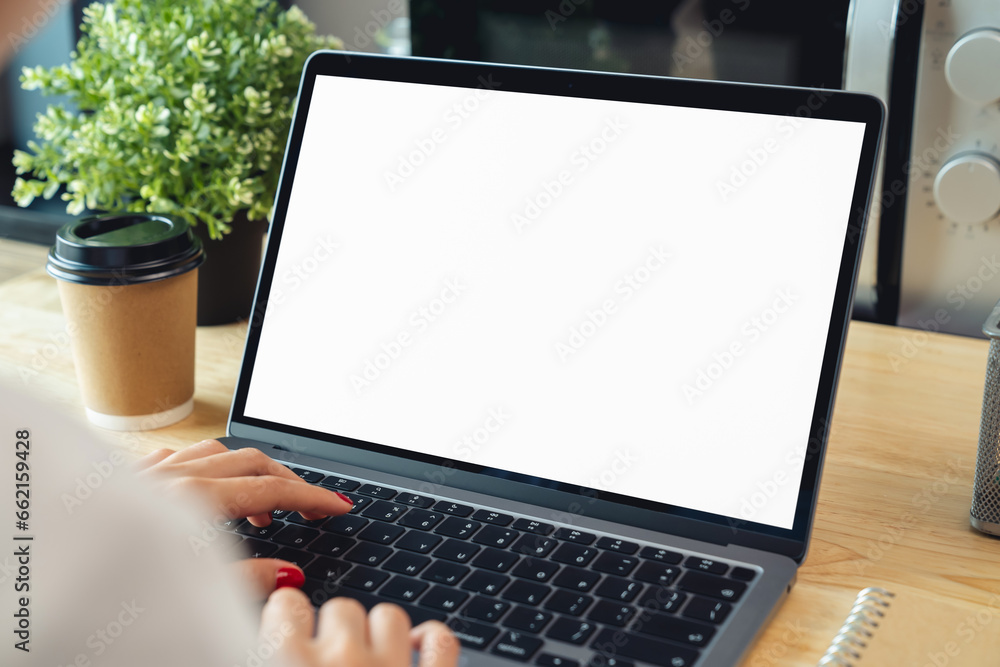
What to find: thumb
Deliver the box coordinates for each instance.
[232,558,304,598]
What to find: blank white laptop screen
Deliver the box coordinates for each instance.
[243,74,867,530]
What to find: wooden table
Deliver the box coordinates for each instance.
[2,268,998,665]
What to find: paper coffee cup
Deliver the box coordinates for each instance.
[47,215,205,430]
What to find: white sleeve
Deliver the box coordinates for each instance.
[0,382,285,667]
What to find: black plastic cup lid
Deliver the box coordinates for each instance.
[47,214,205,286]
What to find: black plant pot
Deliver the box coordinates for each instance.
[192,212,268,326]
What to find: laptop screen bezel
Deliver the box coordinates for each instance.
[227,51,883,563]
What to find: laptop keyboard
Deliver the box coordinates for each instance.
[222,466,759,667]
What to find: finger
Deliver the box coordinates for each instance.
[317,597,369,651]
[158,439,229,464]
[261,587,315,654]
[368,603,413,665]
[246,512,274,528]
[193,476,352,520]
[159,447,302,482]
[231,559,303,598]
[133,448,175,472]
[411,621,460,667]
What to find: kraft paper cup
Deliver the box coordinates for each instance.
[47,215,205,430]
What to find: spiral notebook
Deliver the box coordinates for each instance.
[818,587,1000,666]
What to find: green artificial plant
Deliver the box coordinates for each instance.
[12,0,340,238]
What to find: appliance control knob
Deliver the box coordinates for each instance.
[933,154,1000,224]
[945,29,1000,103]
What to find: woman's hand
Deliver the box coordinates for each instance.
[135,439,353,594]
[262,590,460,667]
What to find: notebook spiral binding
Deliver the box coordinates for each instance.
[816,587,896,666]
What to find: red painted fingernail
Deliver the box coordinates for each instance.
[276,567,304,589]
[335,491,353,505]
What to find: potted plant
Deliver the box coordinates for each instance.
[12,0,341,324]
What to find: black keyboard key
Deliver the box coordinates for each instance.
[592,552,639,576]
[595,537,639,554]
[380,575,429,603]
[357,522,405,545]
[551,543,599,567]
[512,518,554,535]
[634,561,681,586]
[471,547,520,573]
[491,630,543,662]
[285,512,327,528]
[345,542,392,566]
[504,606,552,633]
[731,566,757,581]
[357,484,397,499]
[383,551,431,577]
[683,596,732,624]
[594,576,642,602]
[684,556,729,575]
[396,531,443,554]
[545,617,596,645]
[587,659,633,667]
[678,570,747,602]
[398,509,445,531]
[462,570,511,596]
[271,524,319,548]
[473,525,520,548]
[236,521,284,540]
[219,517,243,531]
[303,555,351,581]
[433,501,474,517]
[435,538,481,563]
[341,493,372,514]
[634,612,715,647]
[553,528,596,544]
[322,514,368,536]
[512,557,560,582]
[502,580,550,606]
[472,509,514,525]
[462,596,510,623]
[272,547,315,569]
[637,589,685,613]
[447,617,500,651]
[291,467,324,484]
[340,565,389,592]
[552,566,600,592]
[512,534,557,557]
[436,517,482,539]
[639,547,683,564]
[590,629,700,667]
[244,538,279,558]
[587,601,635,627]
[319,476,360,491]
[301,577,342,607]
[421,560,470,585]
[269,509,292,521]
[324,586,447,625]
[420,585,468,612]
[395,492,436,508]
[361,500,408,523]
[537,654,580,667]
[309,533,357,558]
[544,591,594,616]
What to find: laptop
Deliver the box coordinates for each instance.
[219,51,883,667]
